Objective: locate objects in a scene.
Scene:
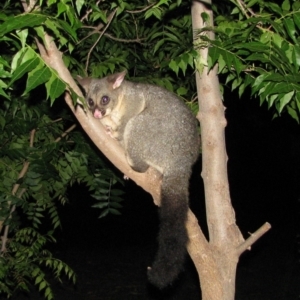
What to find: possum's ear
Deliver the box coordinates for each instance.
[76,76,92,94]
[107,71,127,89]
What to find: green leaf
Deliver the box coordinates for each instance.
[178,57,187,75]
[208,47,220,68]
[0,86,9,99]
[252,74,268,95]
[286,106,299,122]
[279,91,294,112]
[35,275,43,285]
[232,55,243,75]
[39,281,46,291]
[292,45,300,70]
[24,65,51,94]
[0,14,47,37]
[293,12,300,30]
[17,28,28,48]
[169,59,179,75]
[176,86,187,96]
[45,75,66,105]
[282,0,290,11]
[164,32,181,44]
[154,0,171,7]
[10,57,39,85]
[217,54,226,73]
[153,39,165,54]
[109,208,121,215]
[236,42,269,52]
[145,7,162,20]
[0,114,5,129]
[266,2,282,15]
[57,20,78,41]
[283,17,297,43]
[271,82,295,95]
[98,209,109,218]
[109,202,123,209]
[259,81,275,102]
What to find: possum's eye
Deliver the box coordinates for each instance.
[101,95,110,105]
[87,98,94,107]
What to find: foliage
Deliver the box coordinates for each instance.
[0,89,123,298]
[2,0,298,298]
[194,0,300,121]
[0,0,196,298]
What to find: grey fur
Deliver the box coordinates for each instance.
[77,71,200,289]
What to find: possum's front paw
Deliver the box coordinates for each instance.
[105,126,119,139]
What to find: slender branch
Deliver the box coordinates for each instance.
[235,0,256,18]
[55,124,77,143]
[80,0,102,22]
[1,129,36,253]
[85,8,117,73]
[1,119,77,251]
[21,0,38,12]
[52,118,63,123]
[1,205,16,253]
[104,33,143,43]
[79,31,143,45]
[77,24,105,45]
[186,209,223,298]
[10,129,35,197]
[126,3,155,14]
[236,222,272,256]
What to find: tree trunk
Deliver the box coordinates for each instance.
[190,1,271,299]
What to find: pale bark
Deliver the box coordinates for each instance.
[191,1,271,299]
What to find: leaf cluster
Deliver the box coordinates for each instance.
[196,0,300,121]
[0,88,122,297]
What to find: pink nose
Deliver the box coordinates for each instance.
[93,109,102,119]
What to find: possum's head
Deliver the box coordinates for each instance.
[77,71,127,119]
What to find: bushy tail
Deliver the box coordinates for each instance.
[147,172,189,289]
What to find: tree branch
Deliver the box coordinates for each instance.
[236,222,271,256]
[125,3,155,14]
[85,8,117,73]
[80,0,102,22]
[192,0,244,249]
[186,209,223,299]
[0,129,36,253]
[21,0,38,12]
[55,124,77,143]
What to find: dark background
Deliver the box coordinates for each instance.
[13,97,300,299]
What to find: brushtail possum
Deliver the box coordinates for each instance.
[77,71,199,289]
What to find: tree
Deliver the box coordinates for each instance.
[1,0,298,299]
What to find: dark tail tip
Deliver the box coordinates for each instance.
[147,263,182,290]
[147,216,188,289]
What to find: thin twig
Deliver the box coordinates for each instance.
[126,3,155,14]
[1,129,36,253]
[104,33,143,43]
[52,118,63,123]
[236,222,272,256]
[21,0,38,12]
[55,124,77,142]
[85,8,117,74]
[235,0,256,18]
[80,0,102,22]
[78,30,144,45]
